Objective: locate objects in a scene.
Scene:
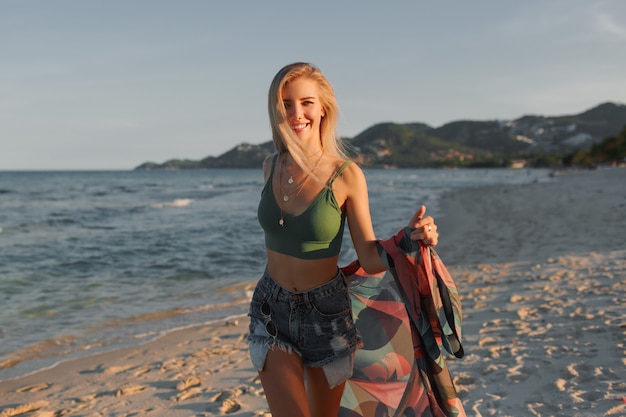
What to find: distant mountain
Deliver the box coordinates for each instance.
[134,142,275,170]
[134,102,626,170]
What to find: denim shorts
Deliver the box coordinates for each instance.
[247,269,362,388]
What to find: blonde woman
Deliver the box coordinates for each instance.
[249,62,439,417]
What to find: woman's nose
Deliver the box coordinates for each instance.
[288,104,303,120]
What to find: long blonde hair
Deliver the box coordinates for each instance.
[268,62,349,180]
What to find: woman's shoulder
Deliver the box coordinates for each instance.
[330,159,367,205]
[332,158,365,185]
[263,153,278,165]
[262,153,278,179]
[339,157,362,173]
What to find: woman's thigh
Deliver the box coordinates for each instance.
[259,347,309,417]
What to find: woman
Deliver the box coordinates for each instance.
[249,62,439,417]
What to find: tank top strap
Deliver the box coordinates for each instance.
[328,160,352,185]
[268,153,279,178]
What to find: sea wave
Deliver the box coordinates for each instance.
[151,198,193,209]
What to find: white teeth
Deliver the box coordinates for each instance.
[292,124,307,130]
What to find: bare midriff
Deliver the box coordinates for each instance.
[265,249,340,292]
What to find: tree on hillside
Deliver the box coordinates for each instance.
[564,125,626,166]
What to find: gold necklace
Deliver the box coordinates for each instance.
[279,152,323,202]
[284,150,323,186]
[277,152,324,227]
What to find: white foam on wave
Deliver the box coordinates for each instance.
[151,198,193,209]
[169,198,193,207]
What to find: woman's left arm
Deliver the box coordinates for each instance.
[342,163,386,274]
[342,164,439,274]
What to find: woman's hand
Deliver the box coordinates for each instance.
[407,205,438,247]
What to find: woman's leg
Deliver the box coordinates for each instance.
[259,347,310,417]
[305,365,346,417]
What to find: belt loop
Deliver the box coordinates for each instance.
[303,291,312,309]
[264,269,281,303]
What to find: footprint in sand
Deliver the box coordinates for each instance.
[132,365,152,377]
[76,392,101,403]
[15,383,52,393]
[207,387,249,415]
[174,376,205,402]
[454,373,476,386]
[176,387,204,402]
[30,412,57,417]
[0,401,48,417]
[103,365,133,375]
[115,384,146,397]
[176,376,202,391]
[478,336,498,348]
[211,389,237,402]
[56,403,91,416]
[219,398,242,414]
[159,358,186,373]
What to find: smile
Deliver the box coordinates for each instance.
[291,124,308,130]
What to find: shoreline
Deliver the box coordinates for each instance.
[0,313,251,384]
[1,167,624,416]
[0,316,266,416]
[0,297,253,383]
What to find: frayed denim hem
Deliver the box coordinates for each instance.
[321,354,355,389]
[247,333,301,372]
[248,332,358,389]
[302,339,361,389]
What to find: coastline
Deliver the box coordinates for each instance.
[1,167,624,416]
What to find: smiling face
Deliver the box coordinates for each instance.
[281,77,325,147]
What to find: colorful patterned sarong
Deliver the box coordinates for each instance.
[339,228,465,417]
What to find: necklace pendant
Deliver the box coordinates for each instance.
[288,176,294,184]
[283,195,289,202]
[279,218,284,227]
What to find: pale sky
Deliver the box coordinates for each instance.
[2,0,625,170]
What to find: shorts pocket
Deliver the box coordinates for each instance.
[309,287,351,318]
[248,299,264,319]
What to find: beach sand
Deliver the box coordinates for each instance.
[437,167,626,417]
[1,167,624,417]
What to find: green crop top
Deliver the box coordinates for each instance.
[257,155,351,260]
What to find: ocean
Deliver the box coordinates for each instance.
[0,168,552,381]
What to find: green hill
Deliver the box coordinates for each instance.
[135,102,626,170]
